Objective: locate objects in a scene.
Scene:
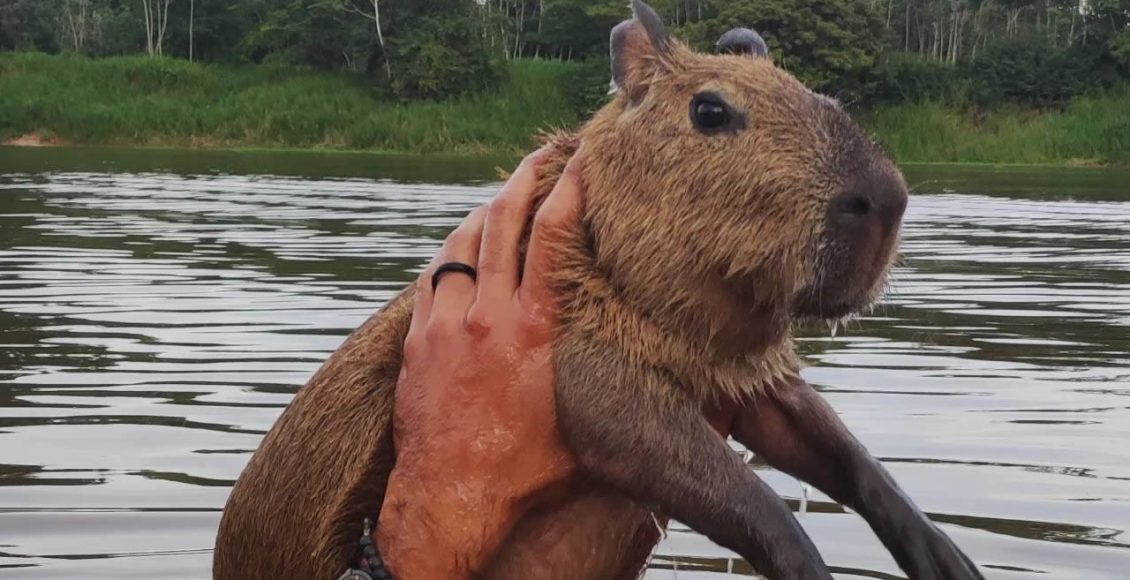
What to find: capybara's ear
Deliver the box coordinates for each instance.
[610,0,673,101]
[716,28,769,59]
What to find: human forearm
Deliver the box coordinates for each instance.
[377,467,519,579]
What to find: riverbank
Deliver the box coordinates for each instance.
[0,53,582,154]
[862,99,1130,166]
[2,53,1127,165]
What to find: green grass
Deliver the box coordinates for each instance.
[1,52,1127,164]
[0,53,580,153]
[862,96,1130,166]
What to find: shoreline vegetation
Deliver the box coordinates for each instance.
[2,53,1127,166]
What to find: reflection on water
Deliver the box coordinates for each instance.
[0,147,1128,579]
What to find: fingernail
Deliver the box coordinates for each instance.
[524,146,552,165]
[563,148,586,180]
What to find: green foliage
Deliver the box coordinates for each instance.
[531,0,628,59]
[237,0,505,101]
[239,0,371,69]
[861,92,1130,165]
[868,54,964,105]
[0,0,56,51]
[4,0,1128,109]
[563,56,612,115]
[1112,28,1130,76]
[92,4,147,56]
[677,0,883,101]
[0,52,579,153]
[966,38,1100,108]
[6,52,1126,165]
[2,0,1129,165]
[383,15,506,101]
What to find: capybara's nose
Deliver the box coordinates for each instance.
[828,167,908,236]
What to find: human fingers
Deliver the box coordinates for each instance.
[519,148,585,316]
[429,206,487,327]
[405,253,441,355]
[474,147,550,307]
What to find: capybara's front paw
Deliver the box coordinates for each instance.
[902,524,983,580]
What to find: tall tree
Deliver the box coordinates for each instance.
[342,0,390,78]
[61,0,95,52]
[140,0,173,56]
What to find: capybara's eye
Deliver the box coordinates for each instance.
[690,92,744,134]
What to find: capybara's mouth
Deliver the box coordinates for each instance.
[791,228,901,321]
[794,164,907,321]
[790,280,882,321]
[791,292,860,321]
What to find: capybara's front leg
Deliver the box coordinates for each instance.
[732,375,983,580]
[554,352,832,580]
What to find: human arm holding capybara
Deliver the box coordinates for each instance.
[376,149,580,578]
[732,376,983,580]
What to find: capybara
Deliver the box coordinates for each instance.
[215,2,982,579]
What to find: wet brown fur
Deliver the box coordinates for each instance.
[214,8,905,579]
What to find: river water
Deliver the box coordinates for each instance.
[0,147,1127,579]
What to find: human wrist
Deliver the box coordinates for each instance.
[377,465,520,579]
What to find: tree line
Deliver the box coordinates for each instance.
[1,0,1127,105]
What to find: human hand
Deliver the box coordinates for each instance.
[376,147,585,579]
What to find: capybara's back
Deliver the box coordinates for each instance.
[213,291,412,578]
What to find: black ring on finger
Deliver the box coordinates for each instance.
[431,262,478,292]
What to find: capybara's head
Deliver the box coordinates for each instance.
[577,0,907,344]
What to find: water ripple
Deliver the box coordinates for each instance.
[1,159,1128,579]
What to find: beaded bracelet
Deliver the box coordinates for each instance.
[337,517,393,580]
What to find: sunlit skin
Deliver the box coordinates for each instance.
[375,148,581,578]
[376,148,746,578]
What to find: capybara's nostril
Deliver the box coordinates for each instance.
[830,170,908,234]
[839,193,872,218]
[830,191,875,230]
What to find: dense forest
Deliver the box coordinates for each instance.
[0,1,1127,163]
[2,0,1128,105]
